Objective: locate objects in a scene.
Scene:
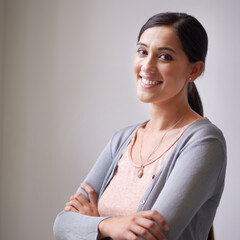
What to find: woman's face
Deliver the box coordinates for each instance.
[133,26,194,105]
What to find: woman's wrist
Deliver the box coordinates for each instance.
[97,217,111,239]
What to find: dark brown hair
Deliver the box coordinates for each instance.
[138,12,208,116]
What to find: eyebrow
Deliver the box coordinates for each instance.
[137,42,176,54]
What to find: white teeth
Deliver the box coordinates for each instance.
[141,78,161,85]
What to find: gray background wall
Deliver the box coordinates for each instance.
[0,0,239,239]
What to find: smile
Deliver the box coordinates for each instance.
[141,77,163,86]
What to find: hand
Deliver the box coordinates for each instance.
[98,210,169,240]
[64,183,99,217]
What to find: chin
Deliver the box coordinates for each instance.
[136,93,155,103]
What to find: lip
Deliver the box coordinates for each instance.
[139,76,163,88]
[140,75,161,81]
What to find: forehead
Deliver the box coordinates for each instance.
[139,26,182,50]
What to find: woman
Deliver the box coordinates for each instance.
[54,12,226,240]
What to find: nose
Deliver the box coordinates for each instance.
[141,55,157,74]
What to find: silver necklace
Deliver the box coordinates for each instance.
[137,115,185,178]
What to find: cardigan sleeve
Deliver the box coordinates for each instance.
[150,132,227,240]
[53,135,115,240]
[53,124,138,240]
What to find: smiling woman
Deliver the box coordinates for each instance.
[53,12,226,240]
[134,26,203,107]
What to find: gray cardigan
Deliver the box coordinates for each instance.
[53,119,226,240]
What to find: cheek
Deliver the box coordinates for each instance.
[158,65,176,80]
[160,64,186,80]
[133,57,141,76]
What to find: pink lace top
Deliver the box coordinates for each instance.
[98,119,203,217]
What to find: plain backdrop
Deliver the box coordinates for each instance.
[0,0,240,239]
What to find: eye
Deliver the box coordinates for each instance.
[159,53,173,61]
[137,48,148,56]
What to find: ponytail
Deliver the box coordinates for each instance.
[187,82,203,117]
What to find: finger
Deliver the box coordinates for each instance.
[81,183,98,205]
[134,217,166,240]
[141,210,169,231]
[75,193,90,206]
[65,199,82,211]
[64,205,78,213]
[129,224,157,240]
[125,231,140,240]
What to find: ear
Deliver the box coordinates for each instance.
[188,61,205,82]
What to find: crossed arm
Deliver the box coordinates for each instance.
[54,123,226,240]
[64,183,169,240]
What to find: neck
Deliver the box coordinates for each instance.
[147,100,193,131]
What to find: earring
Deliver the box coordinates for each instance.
[189,77,192,81]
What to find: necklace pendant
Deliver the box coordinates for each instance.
[137,167,144,178]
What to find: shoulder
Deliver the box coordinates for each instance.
[184,118,226,145]
[181,118,227,184]
[113,122,142,138]
[109,122,144,155]
[176,118,227,162]
[111,122,142,143]
[174,119,227,178]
